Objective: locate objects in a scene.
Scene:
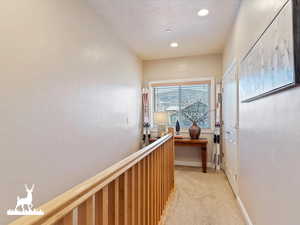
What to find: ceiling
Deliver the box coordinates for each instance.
[89,0,241,60]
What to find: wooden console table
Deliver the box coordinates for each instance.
[150,137,208,173]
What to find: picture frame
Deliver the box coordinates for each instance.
[240,0,300,103]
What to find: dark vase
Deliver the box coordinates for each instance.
[189,121,201,139]
[175,120,180,135]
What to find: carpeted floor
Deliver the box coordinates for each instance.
[162,166,246,225]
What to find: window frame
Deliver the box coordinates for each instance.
[149,77,215,134]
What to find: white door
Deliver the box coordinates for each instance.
[222,61,239,195]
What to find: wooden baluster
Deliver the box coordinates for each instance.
[108,178,119,225]
[152,152,156,225]
[87,197,94,225]
[157,148,161,223]
[160,146,163,218]
[158,148,161,223]
[167,140,170,193]
[167,128,175,190]
[146,156,150,225]
[116,179,120,225]
[169,140,171,195]
[132,167,136,225]
[119,173,128,225]
[95,186,109,225]
[169,139,172,191]
[159,147,162,220]
[136,163,141,225]
[127,168,134,225]
[157,147,160,219]
[167,141,170,201]
[165,141,168,199]
[144,158,147,225]
[164,142,167,202]
[154,151,157,225]
[167,140,170,195]
[162,144,165,208]
[161,146,163,215]
[152,152,154,225]
[143,158,148,225]
[64,212,73,225]
[166,143,168,206]
[78,201,87,225]
[157,149,160,224]
[149,153,153,225]
[172,136,175,189]
[133,164,139,225]
[55,219,63,225]
[78,196,94,225]
[55,212,73,225]
[141,159,146,225]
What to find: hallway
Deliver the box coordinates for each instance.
[162,167,245,225]
[3,1,300,225]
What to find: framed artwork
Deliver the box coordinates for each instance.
[240,0,300,102]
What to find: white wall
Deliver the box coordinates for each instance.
[0,0,142,224]
[143,54,222,165]
[223,0,300,224]
[143,54,222,84]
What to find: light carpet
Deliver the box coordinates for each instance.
[162,166,246,225]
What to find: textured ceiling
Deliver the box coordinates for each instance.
[89,0,241,60]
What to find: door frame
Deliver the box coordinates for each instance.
[222,59,240,195]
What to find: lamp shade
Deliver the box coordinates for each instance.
[154,112,168,125]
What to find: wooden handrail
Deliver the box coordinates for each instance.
[8,128,175,225]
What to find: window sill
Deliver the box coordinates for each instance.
[150,128,215,135]
[178,130,214,135]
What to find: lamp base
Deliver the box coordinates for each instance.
[156,125,166,138]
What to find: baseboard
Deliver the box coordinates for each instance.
[175,160,213,168]
[237,196,254,225]
[223,170,254,225]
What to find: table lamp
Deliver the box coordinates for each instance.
[154,112,168,138]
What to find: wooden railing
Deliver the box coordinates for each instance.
[8,128,175,225]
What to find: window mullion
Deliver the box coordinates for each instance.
[179,85,182,126]
[153,88,156,112]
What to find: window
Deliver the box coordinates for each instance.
[152,80,212,129]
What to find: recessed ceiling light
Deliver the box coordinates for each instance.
[170,42,178,48]
[198,9,209,17]
[165,28,172,32]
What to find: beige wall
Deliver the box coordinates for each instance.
[143,54,223,84]
[223,0,300,225]
[0,0,142,224]
[143,54,222,165]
